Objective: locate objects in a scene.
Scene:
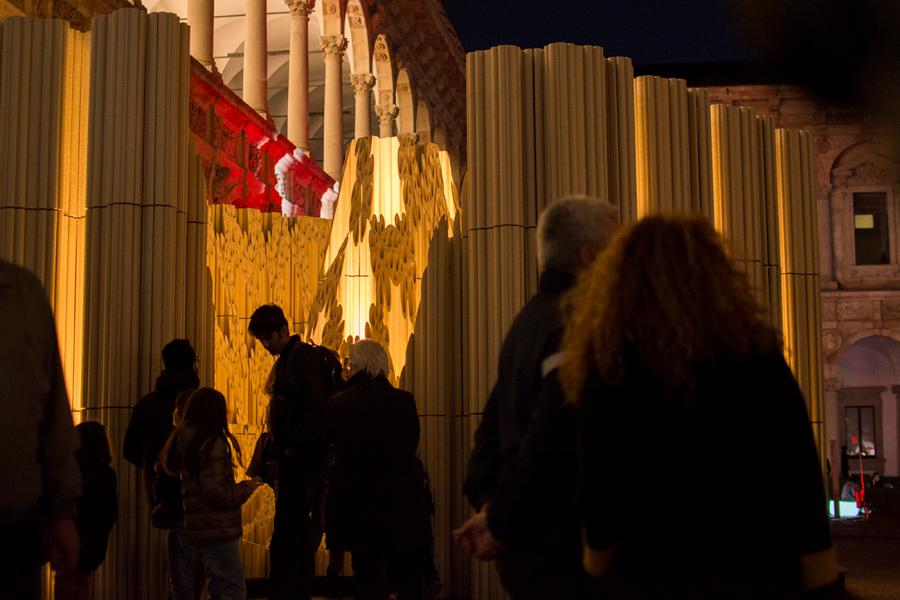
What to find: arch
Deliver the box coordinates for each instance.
[372,34,394,108]
[415,99,432,143]
[319,0,346,36]
[830,139,900,185]
[835,329,900,368]
[344,0,371,75]
[395,68,415,136]
[838,335,900,387]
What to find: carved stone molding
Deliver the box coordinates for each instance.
[320,34,347,57]
[823,329,843,357]
[351,73,376,96]
[398,132,417,143]
[375,103,399,126]
[825,377,844,392]
[284,0,310,17]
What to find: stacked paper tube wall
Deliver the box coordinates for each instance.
[0,15,830,598]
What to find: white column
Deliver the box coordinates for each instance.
[244,0,268,114]
[882,387,898,476]
[285,0,310,150]
[351,74,374,138]
[321,33,347,179]
[188,0,215,70]
[375,103,397,138]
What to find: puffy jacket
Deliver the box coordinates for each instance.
[167,428,254,546]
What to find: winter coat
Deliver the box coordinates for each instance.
[75,464,117,572]
[123,369,199,505]
[579,351,834,599]
[268,335,329,475]
[0,260,80,522]
[324,374,428,553]
[166,428,254,546]
[463,269,583,579]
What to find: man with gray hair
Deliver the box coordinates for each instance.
[458,196,618,598]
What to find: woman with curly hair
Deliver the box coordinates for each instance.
[562,216,837,599]
[161,388,262,600]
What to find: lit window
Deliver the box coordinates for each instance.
[845,406,877,457]
[853,192,890,265]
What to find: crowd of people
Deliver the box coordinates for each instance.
[1,194,838,600]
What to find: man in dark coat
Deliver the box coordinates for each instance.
[325,340,427,600]
[123,339,200,504]
[248,304,330,600]
[458,197,618,599]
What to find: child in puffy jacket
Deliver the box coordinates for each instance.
[161,388,262,600]
[55,421,117,600]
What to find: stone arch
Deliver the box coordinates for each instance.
[395,68,415,137]
[830,140,900,187]
[834,329,900,369]
[415,99,432,143]
[372,34,394,109]
[345,0,371,75]
[319,0,346,36]
[838,335,900,387]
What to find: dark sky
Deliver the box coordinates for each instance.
[442,0,760,66]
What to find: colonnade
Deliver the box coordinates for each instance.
[183,0,433,181]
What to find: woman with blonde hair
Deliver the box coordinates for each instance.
[562,216,836,599]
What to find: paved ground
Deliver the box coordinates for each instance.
[834,520,900,600]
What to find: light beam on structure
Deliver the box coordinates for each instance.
[308,135,459,380]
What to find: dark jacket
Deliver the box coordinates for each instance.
[463,270,582,583]
[123,369,199,504]
[166,427,254,546]
[269,335,329,475]
[324,373,427,553]
[579,351,834,599]
[75,464,117,572]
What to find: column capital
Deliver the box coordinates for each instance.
[351,73,376,96]
[398,132,417,143]
[321,34,347,57]
[375,103,398,125]
[284,0,311,17]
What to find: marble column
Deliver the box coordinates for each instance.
[244,0,269,114]
[285,0,310,150]
[321,34,347,179]
[351,73,375,138]
[188,0,215,70]
[881,386,898,476]
[375,103,398,138]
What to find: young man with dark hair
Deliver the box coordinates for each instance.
[248,304,330,600]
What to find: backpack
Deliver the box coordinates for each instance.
[310,341,344,399]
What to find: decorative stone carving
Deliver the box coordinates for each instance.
[398,132,417,143]
[52,0,90,30]
[375,103,399,127]
[320,34,347,57]
[189,101,208,140]
[283,0,310,17]
[351,73,376,97]
[823,329,843,356]
[825,377,844,392]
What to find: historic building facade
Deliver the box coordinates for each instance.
[708,85,900,483]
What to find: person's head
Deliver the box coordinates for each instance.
[348,340,389,379]
[177,387,242,472]
[75,421,112,471]
[162,339,197,372]
[561,216,779,404]
[537,196,619,275]
[248,304,291,355]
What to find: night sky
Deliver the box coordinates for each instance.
[442,0,761,66]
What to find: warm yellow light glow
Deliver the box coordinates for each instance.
[310,135,458,380]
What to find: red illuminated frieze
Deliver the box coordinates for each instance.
[188,58,334,215]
